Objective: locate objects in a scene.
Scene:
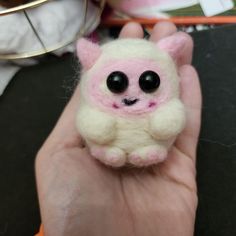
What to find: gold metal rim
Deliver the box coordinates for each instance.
[0,37,79,60]
[0,0,52,16]
[0,0,105,60]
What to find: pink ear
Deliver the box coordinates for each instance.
[157,33,191,60]
[76,38,101,70]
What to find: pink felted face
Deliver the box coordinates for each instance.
[77,35,189,116]
[84,58,171,116]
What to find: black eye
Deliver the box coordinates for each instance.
[139,70,160,93]
[107,71,128,94]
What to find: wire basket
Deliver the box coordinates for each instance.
[0,0,105,60]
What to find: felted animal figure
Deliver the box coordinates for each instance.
[76,35,187,167]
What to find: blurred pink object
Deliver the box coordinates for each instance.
[107,0,198,18]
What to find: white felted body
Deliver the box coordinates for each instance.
[76,37,187,167]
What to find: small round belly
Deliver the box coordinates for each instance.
[111,119,157,153]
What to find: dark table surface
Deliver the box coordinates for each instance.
[0,24,236,236]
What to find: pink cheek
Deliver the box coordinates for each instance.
[112,103,120,109]
[88,86,123,110]
[148,101,157,108]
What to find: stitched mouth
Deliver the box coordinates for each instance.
[122,98,139,106]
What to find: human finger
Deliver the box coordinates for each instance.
[175,65,202,162]
[119,22,144,38]
[149,21,177,42]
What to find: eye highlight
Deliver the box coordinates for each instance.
[107,71,129,94]
[139,70,160,93]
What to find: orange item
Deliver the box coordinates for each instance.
[102,16,236,27]
[35,225,44,236]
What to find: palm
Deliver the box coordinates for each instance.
[36,22,201,236]
[37,139,197,236]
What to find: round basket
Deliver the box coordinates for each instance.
[0,0,105,60]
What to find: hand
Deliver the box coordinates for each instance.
[36,22,202,236]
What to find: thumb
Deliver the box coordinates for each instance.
[175,65,202,162]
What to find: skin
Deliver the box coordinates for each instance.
[36,21,202,236]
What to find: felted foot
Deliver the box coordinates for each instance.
[91,146,126,167]
[128,145,167,167]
